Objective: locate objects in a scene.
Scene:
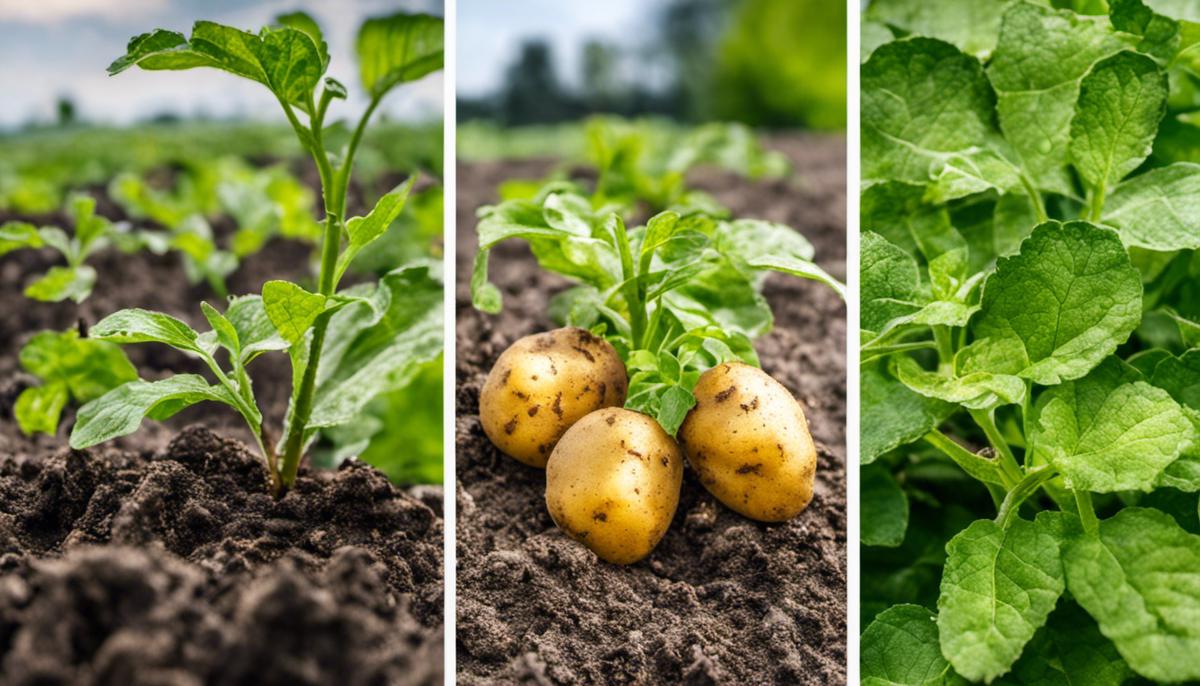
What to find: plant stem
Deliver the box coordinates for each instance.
[1018,172,1048,223]
[995,466,1056,527]
[1087,181,1107,222]
[932,325,954,372]
[969,408,1024,487]
[1075,489,1100,535]
[1021,379,1034,467]
[924,430,1010,488]
[611,217,646,346]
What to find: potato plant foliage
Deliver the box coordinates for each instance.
[861,1,1200,683]
[52,11,444,495]
[471,122,844,435]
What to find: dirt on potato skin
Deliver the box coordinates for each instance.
[455,133,847,685]
[0,426,444,686]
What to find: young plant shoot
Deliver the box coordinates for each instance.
[474,160,843,562]
[0,194,136,303]
[861,1,1200,683]
[66,11,445,496]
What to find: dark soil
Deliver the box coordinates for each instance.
[455,133,847,685]
[0,177,446,684]
[0,427,443,686]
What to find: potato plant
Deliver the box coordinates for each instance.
[46,11,445,496]
[473,134,842,562]
[861,1,1200,683]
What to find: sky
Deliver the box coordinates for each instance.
[0,0,444,129]
[456,0,660,98]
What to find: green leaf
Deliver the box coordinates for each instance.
[1104,162,1200,251]
[1110,0,1182,64]
[861,182,962,260]
[974,221,1142,385]
[1063,507,1200,682]
[200,301,240,358]
[19,329,137,403]
[1070,51,1168,192]
[717,219,845,297]
[996,600,1132,686]
[862,463,910,547]
[861,231,923,334]
[110,21,325,109]
[937,517,1065,683]
[657,384,698,437]
[894,356,1026,411]
[70,375,240,449]
[1033,357,1193,492]
[0,220,44,255]
[15,382,69,436]
[866,0,1008,58]
[334,176,415,282]
[275,10,328,70]
[987,2,1128,193]
[862,360,953,463]
[356,12,444,99]
[224,295,289,363]
[90,308,204,354]
[307,262,443,432]
[262,280,327,346]
[863,37,1015,196]
[24,265,95,303]
[861,604,956,686]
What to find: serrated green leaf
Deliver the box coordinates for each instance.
[19,329,136,404]
[716,218,844,297]
[1104,162,1200,251]
[987,2,1128,193]
[975,221,1142,385]
[996,600,1132,686]
[1033,357,1193,492]
[866,0,1007,58]
[894,356,1026,411]
[275,10,328,70]
[1063,507,1200,682]
[861,182,962,260]
[0,220,44,256]
[861,604,956,686]
[862,463,910,547]
[356,12,443,99]
[307,262,443,432]
[70,375,239,449]
[937,517,1065,683]
[262,280,327,346]
[861,231,923,334]
[1070,51,1167,192]
[863,37,1015,196]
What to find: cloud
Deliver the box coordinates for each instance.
[0,0,169,25]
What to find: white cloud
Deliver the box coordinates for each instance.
[0,0,168,24]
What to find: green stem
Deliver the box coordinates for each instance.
[995,466,1057,527]
[1075,489,1100,535]
[969,408,1024,487]
[1021,379,1034,467]
[1087,181,1107,222]
[924,430,1010,488]
[611,218,646,346]
[1018,172,1048,223]
[932,325,954,373]
[332,96,381,218]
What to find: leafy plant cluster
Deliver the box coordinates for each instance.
[473,121,843,434]
[8,10,446,495]
[861,1,1200,683]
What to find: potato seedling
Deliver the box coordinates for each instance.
[545,407,683,565]
[474,137,840,561]
[0,194,140,303]
[678,362,816,522]
[862,1,1200,682]
[61,11,445,495]
[479,327,627,468]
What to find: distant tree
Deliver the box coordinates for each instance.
[55,96,76,127]
[499,41,569,125]
[581,40,621,111]
[657,0,735,121]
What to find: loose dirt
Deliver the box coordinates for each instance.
[455,133,847,685]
